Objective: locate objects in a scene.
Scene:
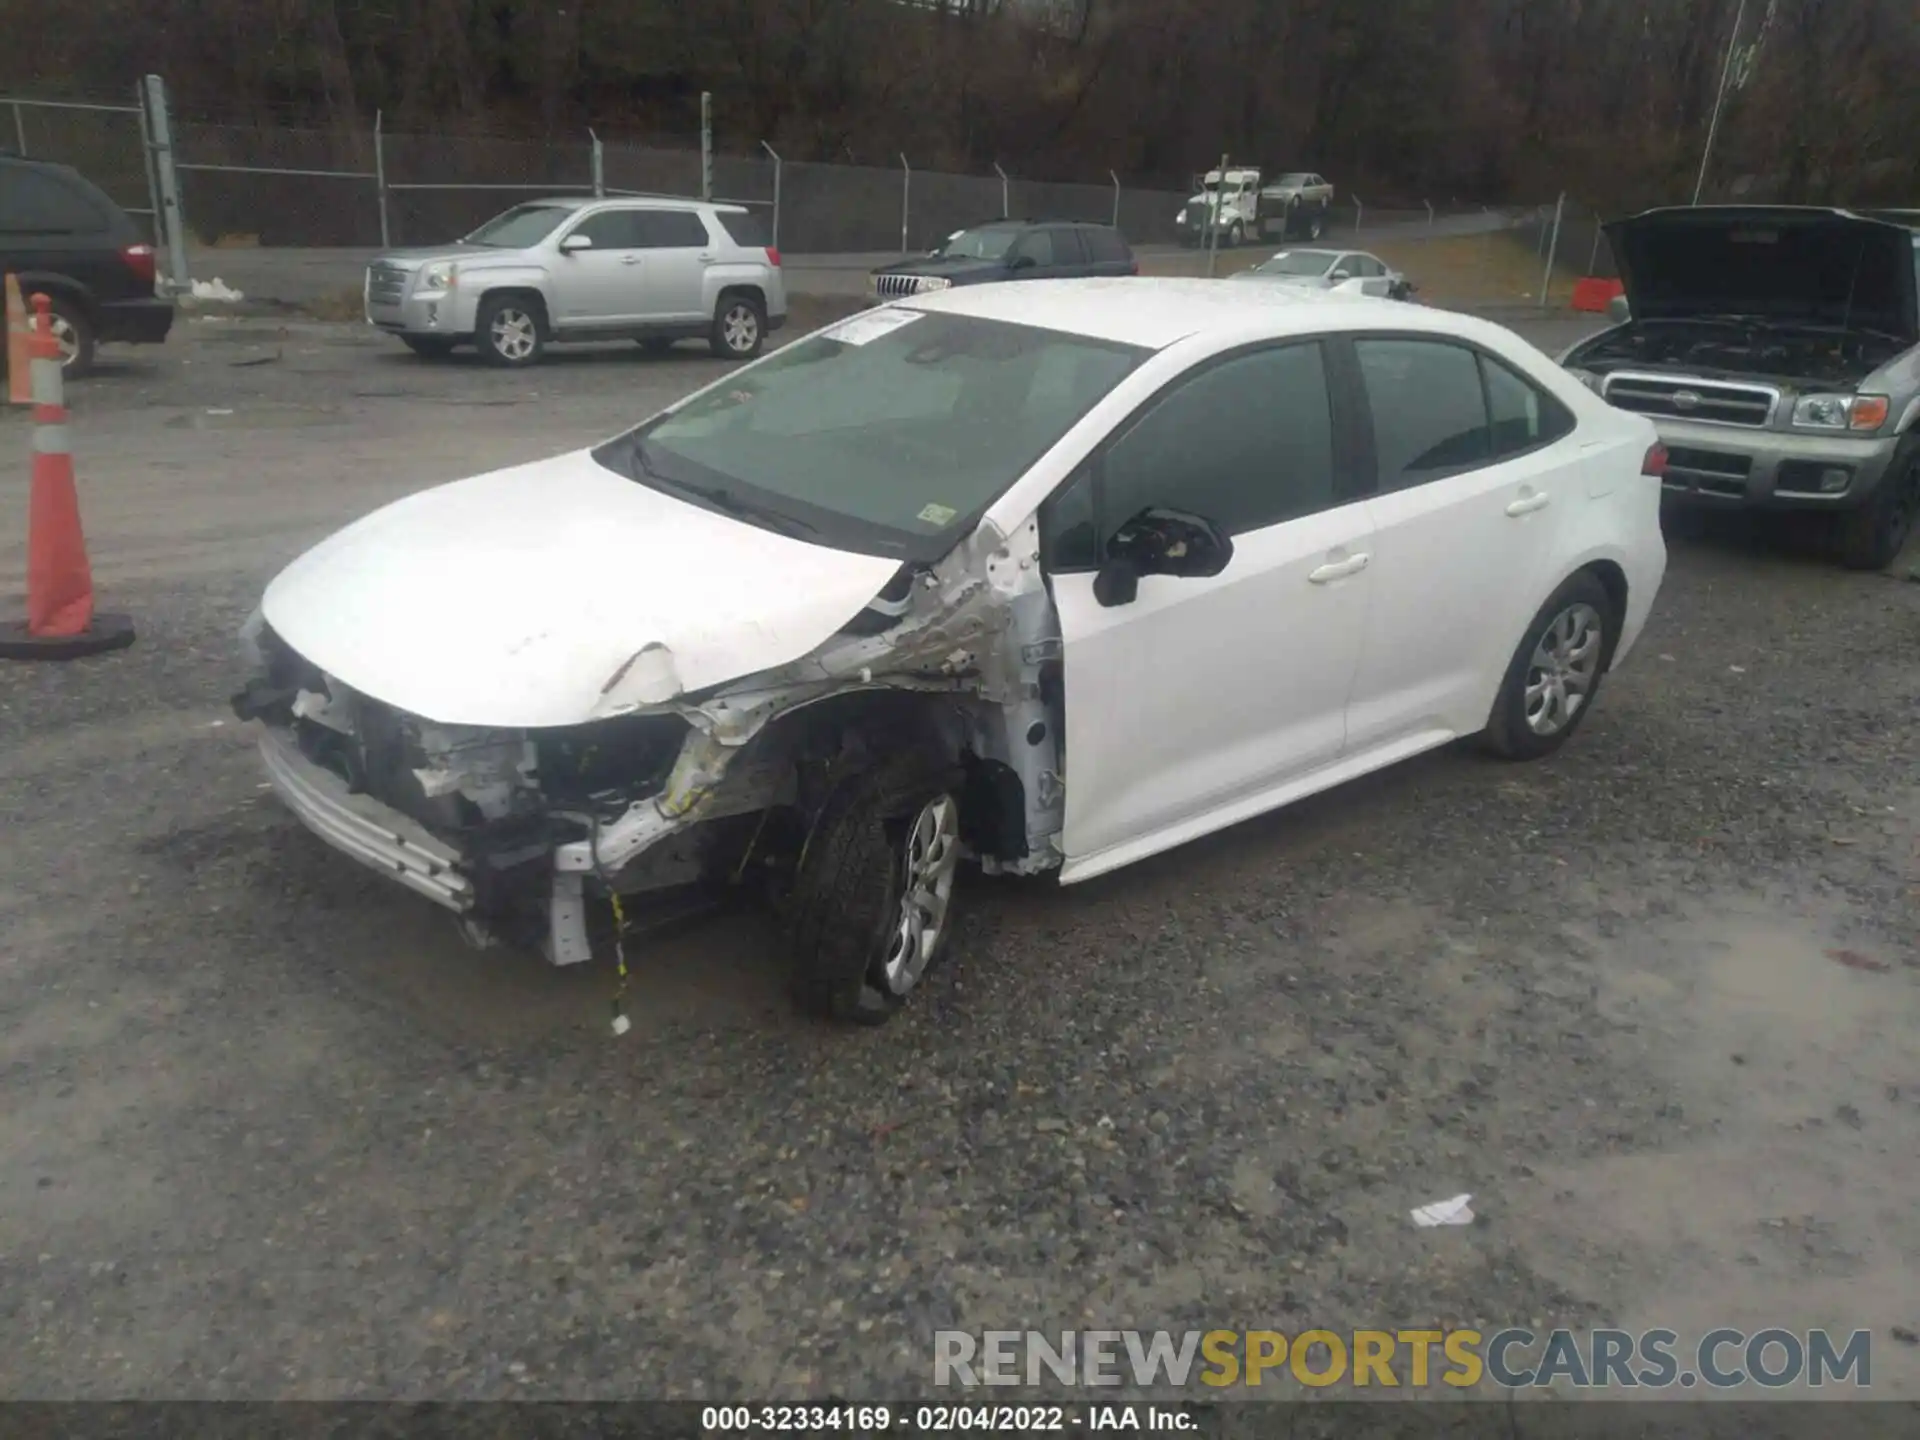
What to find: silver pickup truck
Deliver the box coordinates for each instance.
[363,196,787,367]
[1561,205,1920,569]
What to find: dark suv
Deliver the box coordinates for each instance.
[0,153,172,376]
[869,219,1138,300]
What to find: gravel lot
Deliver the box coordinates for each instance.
[1,308,1917,1403]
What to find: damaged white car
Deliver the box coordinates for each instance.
[232,278,1667,1024]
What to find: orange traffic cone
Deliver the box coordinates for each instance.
[4,274,30,406]
[0,292,136,661]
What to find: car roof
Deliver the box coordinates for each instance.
[897,276,1448,350]
[518,194,740,214]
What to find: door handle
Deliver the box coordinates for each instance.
[696,252,716,264]
[1308,552,1370,584]
[619,255,643,266]
[1506,489,1551,516]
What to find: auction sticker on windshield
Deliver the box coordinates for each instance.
[823,307,926,347]
[917,502,958,526]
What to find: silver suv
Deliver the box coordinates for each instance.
[363,197,787,367]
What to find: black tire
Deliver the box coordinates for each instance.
[781,753,965,1025]
[47,295,96,378]
[474,292,544,368]
[1480,570,1617,762]
[638,337,677,355]
[710,292,767,361]
[1308,206,1327,241]
[1834,436,1920,571]
[1227,222,1244,248]
[402,336,455,359]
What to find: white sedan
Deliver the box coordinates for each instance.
[1231,247,1413,299]
[232,278,1667,1025]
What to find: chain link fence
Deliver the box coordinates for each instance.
[2,95,160,243]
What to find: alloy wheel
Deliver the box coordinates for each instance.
[1524,602,1604,737]
[489,307,538,362]
[49,312,81,367]
[721,303,760,355]
[880,793,960,996]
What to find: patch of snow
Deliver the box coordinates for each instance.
[189,278,246,302]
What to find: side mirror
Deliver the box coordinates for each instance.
[1607,294,1631,323]
[559,233,594,254]
[1327,268,1351,283]
[1092,507,1234,608]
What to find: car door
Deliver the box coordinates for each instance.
[628,209,716,322]
[549,207,648,326]
[1043,225,1093,278]
[1006,228,1056,280]
[1341,335,1580,753]
[1045,338,1377,877]
[1350,256,1392,297]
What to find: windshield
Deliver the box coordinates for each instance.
[595,310,1149,560]
[935,226,1020,261]
[1277,173,1311,186]
[1253,250,1337,277]
[464,203,572,248]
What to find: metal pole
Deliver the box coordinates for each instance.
[139,75,191,294]
[1206,152,1226,277]
[700,92,713,201]
[1110,169,1120,229]
[761,140,782,251]
[135,85,162,246]
[900,152,911,254]
[374,110,390,247]
[994,161,1009,219]
[589,127,604,198]
[10,101,25,155]
[1425,199,1435,229]
[1540,192,1565,307]
[1353,195,1364,235]
[1693,0,1748,205]
[1588,222,1604,276]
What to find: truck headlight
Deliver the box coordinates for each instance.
[417,261,457,294]
[1791,393,1889,431]
[915,276,951,292]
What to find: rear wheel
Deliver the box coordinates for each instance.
[47,296,96,377]
[1226,221,1244,248]
[710,293,766,360]
[1307,206,1327,241]
[1480,571,1617,761]
[1834,438,1920,571]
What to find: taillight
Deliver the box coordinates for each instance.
[1641,442,1668,478]
[121,243,157,287]
[765,246,782,267]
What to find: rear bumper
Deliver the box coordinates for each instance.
[1651,419,1905,511]
[256,724,475,913]
[96,298,174,345]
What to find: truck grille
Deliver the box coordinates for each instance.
[366,262,408,306]
[872,273,931,299]
[1600,372,1777,428]
[1183,201,1211,229]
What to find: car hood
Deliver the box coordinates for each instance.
[1605,206,1920,343]
[1231,272,1329,287]
[259,449,902,729]
[871,256,1006,281]
[369,244,489,268]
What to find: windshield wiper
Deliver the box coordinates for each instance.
[627,437,818,539]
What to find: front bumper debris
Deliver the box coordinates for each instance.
[257,725,475,912]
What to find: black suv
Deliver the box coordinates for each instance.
[0,153,172,376]
[869,219,1138,299]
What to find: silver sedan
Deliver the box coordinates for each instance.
[1229,248,1413,300]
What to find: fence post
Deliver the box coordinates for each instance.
[761,140,782,251]
[1110,169,1120,229]
[1425,199,1435,229]
[9,101,24,155]
[589,127,604,198]
[993,162,1009,219]
[700,92,713,201]
[374,110,391,248]
[1588,222,1603,276]
[138,75,191,295]
[899,153,911,254]
[1206,152,1227,277]
[1353,195,1364,235]
[134,90,162,246]
[1540,191,1566,307]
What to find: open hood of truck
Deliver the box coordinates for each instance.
[259,449,902,729]
[1604,206,1919,343]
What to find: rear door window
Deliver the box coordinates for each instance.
[1044,226,1087,265]
[1482,353,1576,458]
[631,210,712,249]
[1355,338,1493,488]
[0,168,109,234]
[1082,227,1130,263]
